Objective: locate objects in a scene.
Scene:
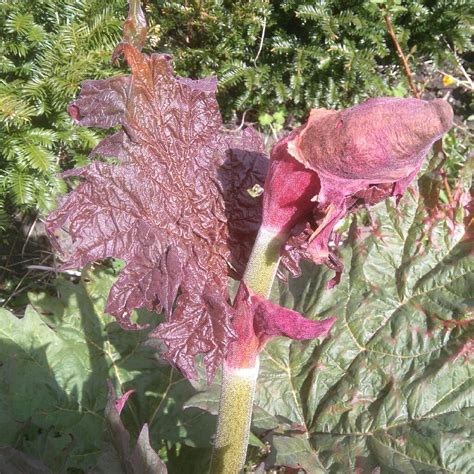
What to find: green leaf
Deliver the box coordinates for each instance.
[265,430,324,473]
[9,168,34,205]
[391,81,409,97]
[22,143,54,172]
[258,112,274,126]
[0,266,205,471]
[272,111,285,126]
[255,166,473,472]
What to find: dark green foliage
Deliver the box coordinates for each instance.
[0,0,127,229]
[0,266,216,471]
[146,0,473,121]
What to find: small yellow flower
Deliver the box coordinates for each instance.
[442,75,456,86]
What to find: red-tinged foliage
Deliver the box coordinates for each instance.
[46,44,267,380]
[105,382,167,472]
[112,0,147,63]
[114,389,135,416]
[226,283,336,368]
[68,76,129,128]
[265,97,453,285]
[261,129,320,234]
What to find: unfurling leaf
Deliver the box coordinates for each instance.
[46,44,267,380]
[112,0,148,63]
[262,97,453,285]
[225,282,336,368]
[103,382,167,474]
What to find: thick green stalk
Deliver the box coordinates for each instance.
[209,361,259,473]
[242,227,285,298]
[210,227,284,473]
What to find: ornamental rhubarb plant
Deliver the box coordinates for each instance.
[45,1,455,472]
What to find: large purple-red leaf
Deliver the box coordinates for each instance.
[219,127,269,276]
[151,276,237,380]
[46,44,267,380]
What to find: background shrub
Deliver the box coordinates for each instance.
[0,0,127,230]
[146,0,472,121]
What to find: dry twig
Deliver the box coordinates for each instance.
[384,14,420,99]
